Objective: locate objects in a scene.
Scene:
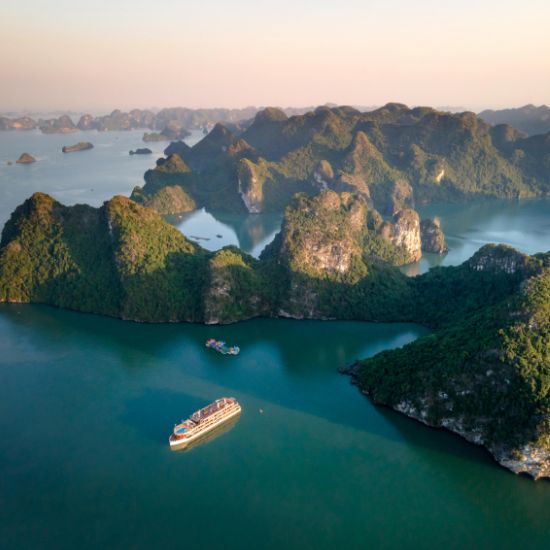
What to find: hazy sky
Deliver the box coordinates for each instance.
[1,0,548,112]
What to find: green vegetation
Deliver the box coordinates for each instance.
[479,105,550,136]
[0,193,122,315]
[132,185,196,215]
[204,247,280,323]
[133,104,550,216]
[0,190,419,322]
[2,191,550,475]
[260,191,416,319]
[105,196,207,322]
[354,247,550,475]
[0,190,420,322]
[0,193,208,321]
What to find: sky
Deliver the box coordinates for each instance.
[1,0,549,112]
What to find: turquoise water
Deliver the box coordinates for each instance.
[172,209,283,257]
[1,305,550,549]
[409,199,550,274]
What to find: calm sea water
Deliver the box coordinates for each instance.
[410,200,550,274]
[0,129,163,224]
[2,132,550,548]
[2,305,550,550]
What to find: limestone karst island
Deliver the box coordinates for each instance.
[1,0,550,548]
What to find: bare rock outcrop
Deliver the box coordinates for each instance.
[379,209,422,263]
[237,158,265,213]
[16,153,36,164]
[420,217,448,254]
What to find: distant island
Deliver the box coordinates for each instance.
[1,189,550,478]
[479,104,550,136]
[3,104,548,141]
[132,104,550,218]
[0,106,315,135]
[142,129,190,142]
[15,153,36,164]
[62,142,94,153]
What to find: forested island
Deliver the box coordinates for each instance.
[479,104,550,136]
[133,104,550,218]
[1,186,550,479]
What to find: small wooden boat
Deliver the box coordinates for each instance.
[205,338,240,355]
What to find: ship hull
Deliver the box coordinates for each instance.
[169,405,241,450]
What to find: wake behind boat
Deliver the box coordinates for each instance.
[205,338,240,355]
[169,397,241,450]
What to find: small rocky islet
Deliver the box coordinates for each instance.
[61,142,94,153]
[15,153,36,164]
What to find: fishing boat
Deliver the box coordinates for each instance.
[205,338,240,355]
[169,397,241,449]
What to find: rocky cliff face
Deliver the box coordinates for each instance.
[311,160,334,190]
[349,339,550,480]
[420,217,448,254]
[132,103,550,217]
[378,209,422,263]
[260,191,365,319]
[77,114,96,131]
[259,190,419,319]
[372,393,550,479]
[0,117,36,130]
[261,190,437,271]
[468,244,532,274]
[386,179,415,215]
[237,158,265,213]
[272,191,366,279]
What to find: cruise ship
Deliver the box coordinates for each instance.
[169,397,241,449]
